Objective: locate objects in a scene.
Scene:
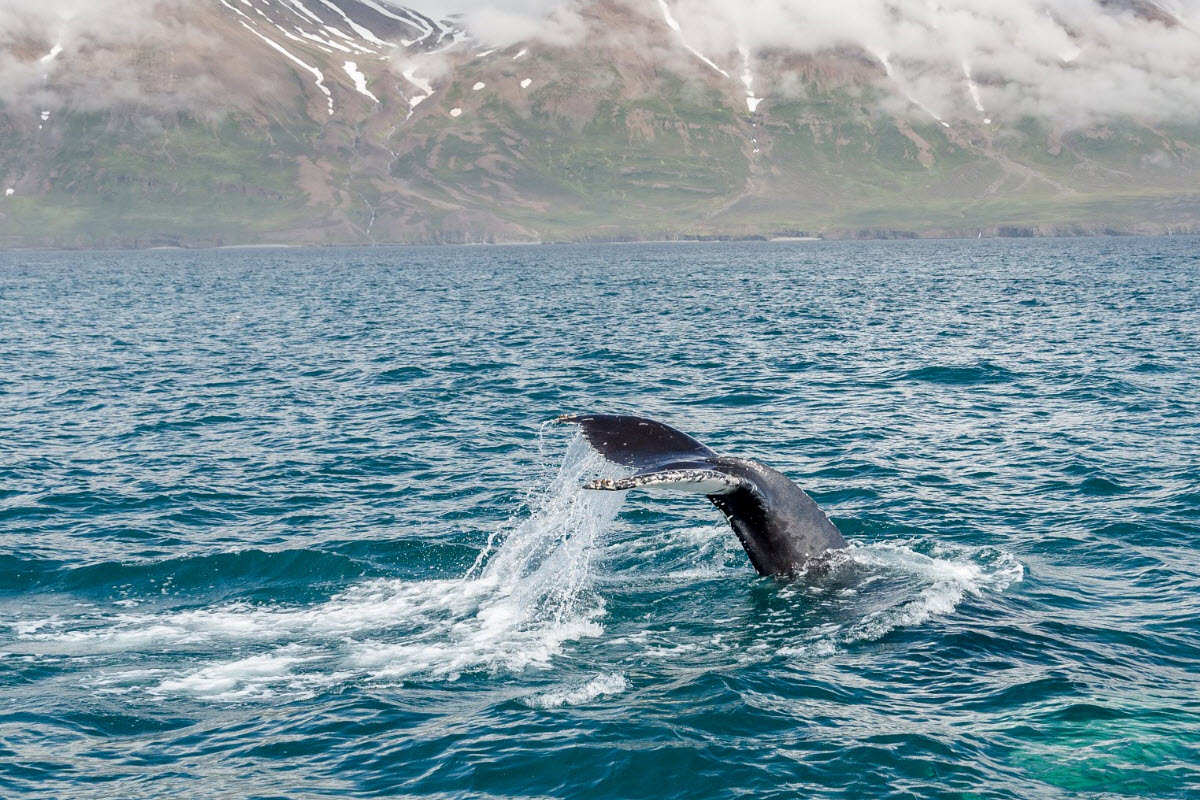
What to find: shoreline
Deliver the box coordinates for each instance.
[2,229,1197,254]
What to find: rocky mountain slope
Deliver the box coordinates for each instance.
[1,0,1197,248]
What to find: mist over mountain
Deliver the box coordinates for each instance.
[438,0,1200,126]
[1,0,1198,247]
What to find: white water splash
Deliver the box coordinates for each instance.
[779,540,1024,657]
[16,436,625,700]
[527,672,627,708]
[155,649,312,700]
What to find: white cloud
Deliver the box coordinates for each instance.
[408,0,1200,125]
[648,0,1200,125]
[2,0,1197,126]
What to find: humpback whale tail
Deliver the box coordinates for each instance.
[557,414,847,577]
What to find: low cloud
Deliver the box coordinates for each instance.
[420,0,1200,127]
[0,0,249,113]
[668,0,1200,126]
[2,0,1198,128]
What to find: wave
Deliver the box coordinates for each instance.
[53,548,367,594]
[526,673,628,708]
[7,435,1023,702]
[900,362,1019,385]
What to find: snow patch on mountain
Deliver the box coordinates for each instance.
[315,0,389,47]
[403,66,435,113]
[221,0,335,115]
[656,0,730,78]
[738,45,761,113]
[286,0,324,26]
[343,61,379,101]
[961,61,983,113]
[961,60,991,124]
[872,48,949,127]
[359,0,432,47]
[296,29,351,54]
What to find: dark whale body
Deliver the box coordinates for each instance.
[559,414,847,577]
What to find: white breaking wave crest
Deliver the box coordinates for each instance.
[526,672,629,708]
[14,435,627,700]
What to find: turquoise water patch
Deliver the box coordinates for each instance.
[1012,708,1199,795]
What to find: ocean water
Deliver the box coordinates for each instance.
[1,238,1197,799]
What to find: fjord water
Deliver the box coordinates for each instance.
[1,239,1198,799]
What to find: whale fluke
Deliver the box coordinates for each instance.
[559,413,846,577]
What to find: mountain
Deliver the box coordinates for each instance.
[1,0,1197,248]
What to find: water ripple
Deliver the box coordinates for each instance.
[1,239,1198,798]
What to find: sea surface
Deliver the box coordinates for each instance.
[1,238,1198,799]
